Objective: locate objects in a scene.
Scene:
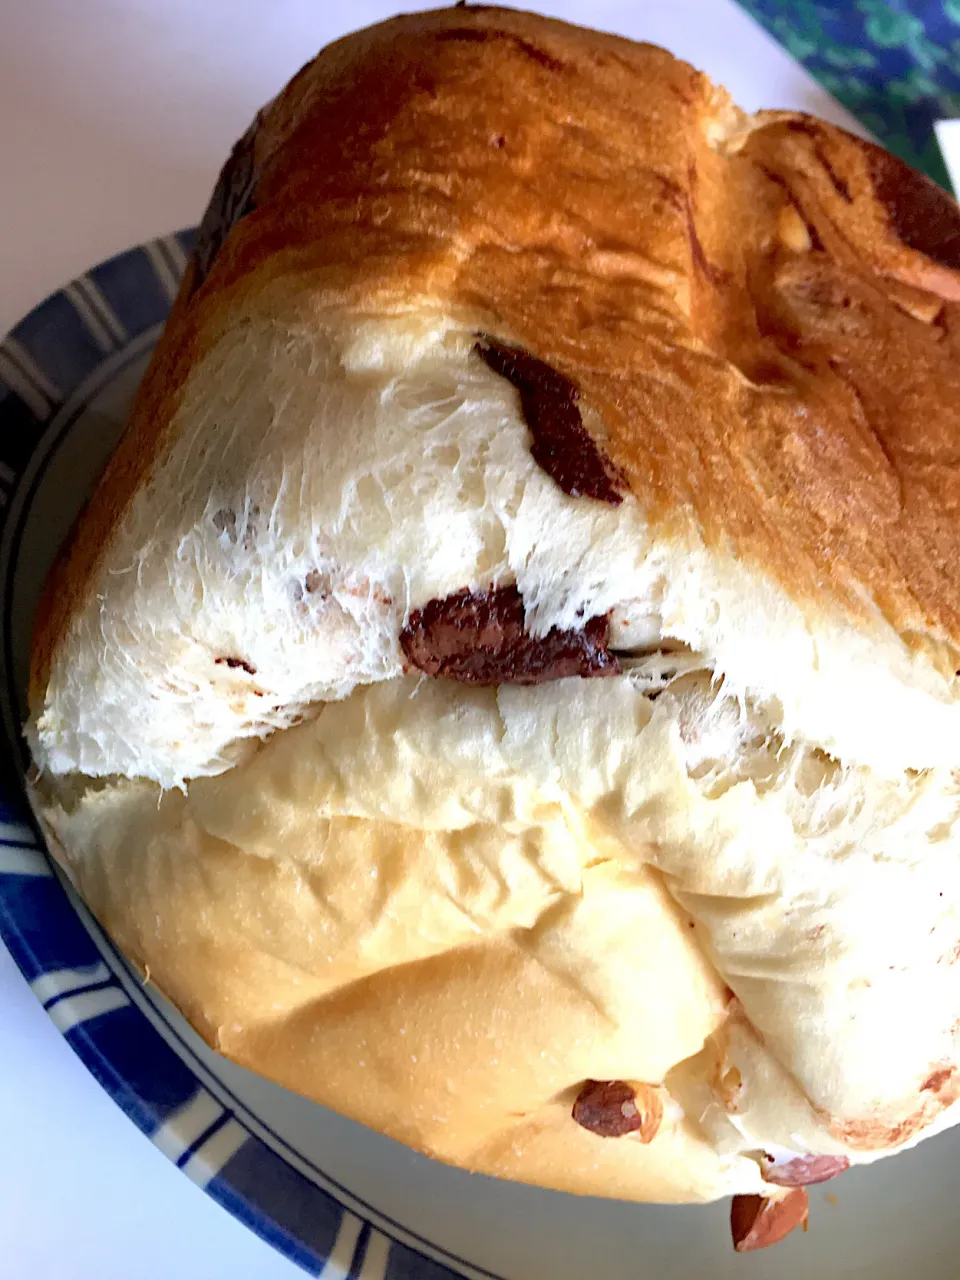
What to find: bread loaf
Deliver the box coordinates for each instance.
[26,5,960,1245]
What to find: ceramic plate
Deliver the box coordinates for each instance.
[0,235,958,1280]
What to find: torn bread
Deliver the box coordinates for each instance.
[25,5,960,1227]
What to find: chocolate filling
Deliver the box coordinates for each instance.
[193,112,261,286]
[474,338,625,505]
[215,656,257,676]
[399,585,619,685]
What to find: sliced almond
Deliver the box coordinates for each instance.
[761,1152,849,1187]
[731,1189,809,1252]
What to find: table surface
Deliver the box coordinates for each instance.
[0,3,868,1277]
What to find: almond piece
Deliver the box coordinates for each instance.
[731,1190,809,1252]
[572,1079,663,1141]
[761,1152,849,1187]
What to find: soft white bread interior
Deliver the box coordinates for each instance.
[26,312,960,787]
[24,5,960,1212]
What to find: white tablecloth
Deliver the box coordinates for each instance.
[0,3,863,1275]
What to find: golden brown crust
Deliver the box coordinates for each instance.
[34,782,735,1205]
[30,7,960,694]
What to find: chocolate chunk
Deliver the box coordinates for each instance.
[572,1080,662,1141]
[474,338,625,505]
[216,656,257,676]
[731,1190,809,1253]
[761,1153,849,1187]
[193,112,262,286]
[400,585,619,685]
[864,141,960,270]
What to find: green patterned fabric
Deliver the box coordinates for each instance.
[738,1,959,188]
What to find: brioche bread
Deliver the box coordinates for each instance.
[25,5,960,1243]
